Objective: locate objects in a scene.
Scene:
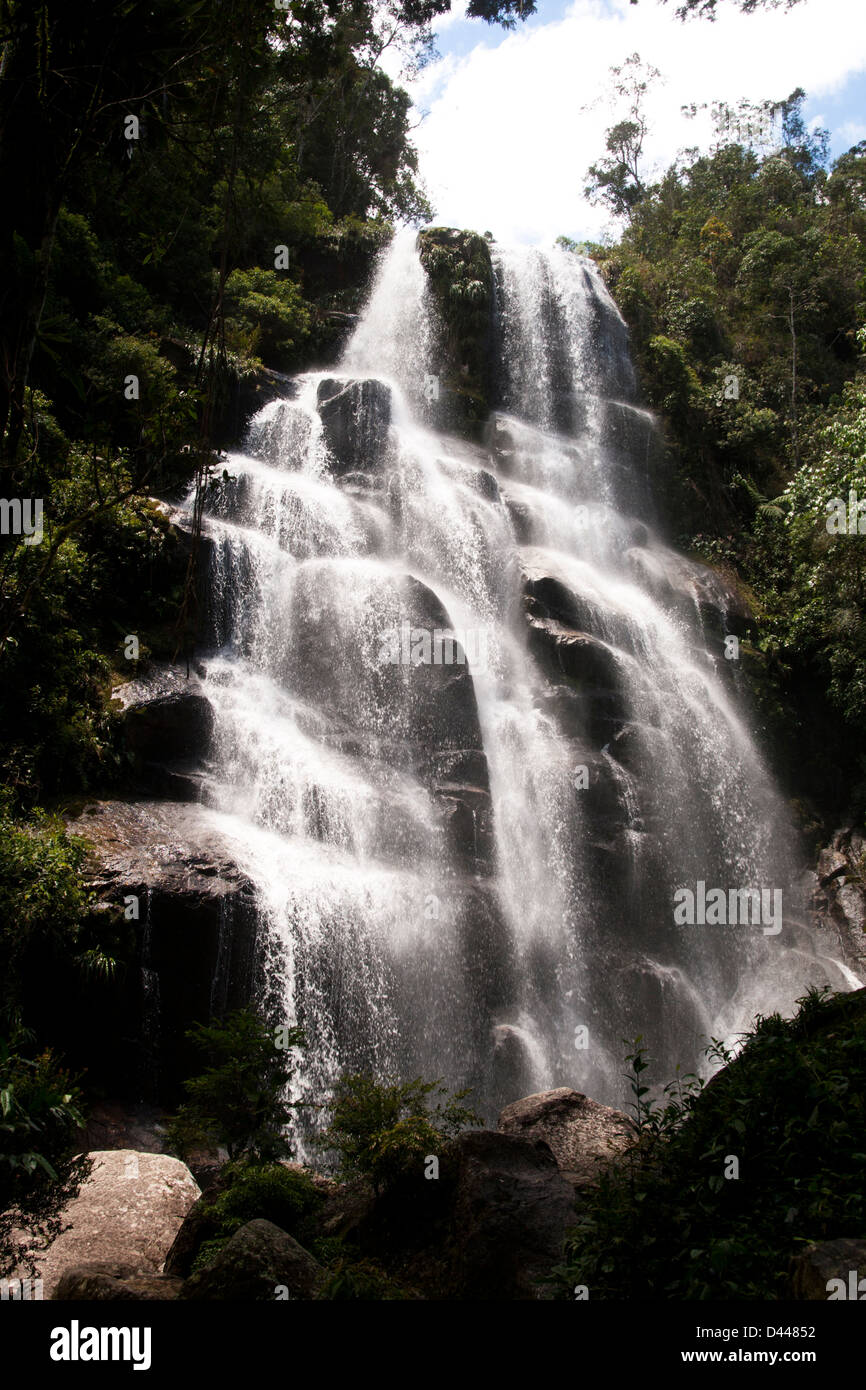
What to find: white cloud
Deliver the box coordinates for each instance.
[404,0,866,244]
[837,119,866,145]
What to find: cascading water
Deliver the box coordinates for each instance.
[182,229,856,1138]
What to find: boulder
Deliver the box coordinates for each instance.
[498,1087,633,1188]
[53,1263,183,1301]
[162,1170,235,1279]
[789,1239,866,1300]
[317,378,392,476]
[179,1219,323,1301]
[445,1130,575,1299]
[10,1151,200,1299]
[355,1128,574,1299]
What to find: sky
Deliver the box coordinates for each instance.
[383,0,866,245]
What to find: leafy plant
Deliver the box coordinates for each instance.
[0,1027,89,1278]
[187,1160,324,1274]
[555,986,866,1300]
[319,1073,480,1194]
[166,1008,304,1163]
[0,800,114,1019]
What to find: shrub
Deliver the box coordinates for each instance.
[0,801,113,1019]
[0,1028,89,1277]
[555,986,866,1300]
[166,1008,304,1163]
[319,1073,480,1194]
[189,1160,324,1273]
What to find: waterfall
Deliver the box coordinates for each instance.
[184,229,856,1135]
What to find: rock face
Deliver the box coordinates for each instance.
[65,800,260,1099]
[317,378,392,476]
[15,1151,200,1300]
[789,1239,866,1300]
[498,1087,633,1189]
[179,1219,323,1301]
[809,829,866,978]
[112,663,213,801]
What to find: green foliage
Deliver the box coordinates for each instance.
[417,227,494,431]
[166,1009,304,1163]
[0,407,184,798]
[555,987,866,1300]
[320,1073,479,1193]
[0,1029,84,1197]
[584,55,661,221]
[188,1160,324,1274]
[0,1026,90,1277]
[224,268,311,369]
[0,0,443,813]
[321,1255,411,1300]
[587,87,866,820]
[0,800,116,1017]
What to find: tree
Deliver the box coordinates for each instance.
[166,1009,304,1163]
[659,0,804,15]
[585,55,661,222]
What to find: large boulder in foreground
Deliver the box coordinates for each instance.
[12,1151,199,1299]
[498,1087,633,1189]
[446,1130,575,1299]
[355,1129,574,1299]
[179,1219,323,1301]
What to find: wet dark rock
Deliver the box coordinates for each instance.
[527,613,624,691]
[65,800,260,1101]
[433,783,494,873]
[289,569,487,768]
[317,378,392,476]
[809,829,866,977]
[112,664,213,799]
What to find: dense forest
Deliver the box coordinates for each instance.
[1,0,865,1321]
[576,81,866,824]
